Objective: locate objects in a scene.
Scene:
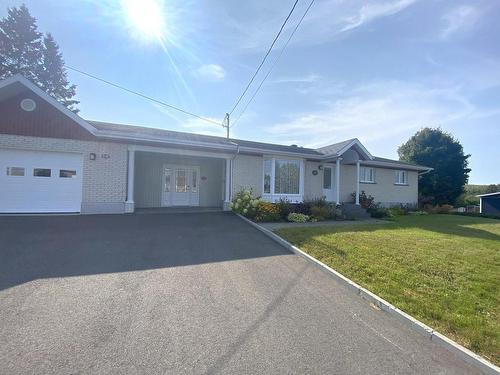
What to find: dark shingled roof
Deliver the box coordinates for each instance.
[88,120,430,169]
[89,120,323,156]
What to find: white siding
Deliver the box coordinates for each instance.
[232,154,263,196]
[134,152,224,208]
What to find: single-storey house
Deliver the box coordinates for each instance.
[0,74,431,214]
[477,192,500,215]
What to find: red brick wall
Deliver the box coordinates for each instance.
[0,89,95,141]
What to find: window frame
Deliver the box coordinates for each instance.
[394,170,408,185]
[359,166,375,183]
[6,167,25,177]
[33,168,51,177]
[262,157,304,202]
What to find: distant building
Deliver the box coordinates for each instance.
[477,192,500,215]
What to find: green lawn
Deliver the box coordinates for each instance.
[275,214,500,365]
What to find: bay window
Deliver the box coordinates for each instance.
[263,158,304,201]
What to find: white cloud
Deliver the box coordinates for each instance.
[193,64,226,81]
[265,81,475,148]
[440,5,480,39]
[340,0,418,32]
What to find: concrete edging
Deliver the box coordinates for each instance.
[236,213,500,375]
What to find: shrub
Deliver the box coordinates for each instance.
[436,204,454,214]
[408,210,429,215]
[367,206,391,218]
[351,191,376,209]
[287,212,309,223]
[230,189,260,218]
[276,198,293,220]
[311,205,335,221]
[254,201,281,222]
[388,206,407,216]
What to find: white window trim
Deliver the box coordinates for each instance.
[394,170,408,185]
[359,166,375,183]
[262,157,304,203]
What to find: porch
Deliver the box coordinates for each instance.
[124,146,234,213]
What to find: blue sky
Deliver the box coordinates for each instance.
[2,0,499,184]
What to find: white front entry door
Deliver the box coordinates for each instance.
[162,165,200,206]
[322,166,336,202]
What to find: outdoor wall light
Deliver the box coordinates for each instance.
[318,165,323,170]
[89,153,96,161]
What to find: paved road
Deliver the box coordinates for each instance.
[0,212,479,374]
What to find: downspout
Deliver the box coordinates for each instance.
[228,140,240,202]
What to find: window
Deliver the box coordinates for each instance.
[175,169,187,192]
[395,170,408,185]
[191,169,198,193]
[6,167,25,176]
[164,168,172,192]
[359,167,375,183]
[263,159,272,194]
[33,168,51,177]
[263,158,302,196]
[275,160,300,194]
[323,167,332,189]
[59,169,76,178]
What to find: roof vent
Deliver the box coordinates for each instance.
[291,144,298,147]
[20,98,36,112]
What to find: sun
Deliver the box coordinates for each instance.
[121,0,166,41]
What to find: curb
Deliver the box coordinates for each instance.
[236,213,500,375]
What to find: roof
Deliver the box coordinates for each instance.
[477,192,500,198]
[317,139,355,155]
[90,120,323,157]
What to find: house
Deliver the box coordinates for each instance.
[477,192,500,215]
[0,74,432,214]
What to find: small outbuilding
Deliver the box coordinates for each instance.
[477,192,500,215]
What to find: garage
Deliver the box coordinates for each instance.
[0,149,83,213]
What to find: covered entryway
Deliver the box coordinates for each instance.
[0,149,83,213]
[127,146,232,212]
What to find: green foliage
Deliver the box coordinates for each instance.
[351,191,376,209]
[423,204,454,214]
[287,212,309,223]
[230,189,259,217]
[398,128,471,205]
[0,4,79,112]
[254,201,281,222]
[276,215,500,363]
[310,206,331,221]
[367,206,391,218]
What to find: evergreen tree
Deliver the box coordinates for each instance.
[0,4,79,112]
[398,128,471,205]
[39,33,78,112]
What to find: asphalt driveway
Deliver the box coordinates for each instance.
[0,212,479,374]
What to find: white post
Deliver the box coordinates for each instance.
[336,158,341,205]
[125,149,135,213]
[356,160,360,205]
[224,158,231,209]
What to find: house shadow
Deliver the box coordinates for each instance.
[0,212,289,291]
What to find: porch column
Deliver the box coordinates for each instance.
[356,160,360,205]
[336,158,342,205]
[224,158,231,210]
[125,149,135,213]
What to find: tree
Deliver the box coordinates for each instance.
[398,128,471,205]
[0,4,78,112]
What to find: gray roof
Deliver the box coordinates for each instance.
[477,191,500,198]
[89,120,430,169]
[89,120,322,156]
[316,139,356,155]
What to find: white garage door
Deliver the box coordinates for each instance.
[0,149,83,213]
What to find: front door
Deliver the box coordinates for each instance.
[322,166,336,202]
[162,165,200,206]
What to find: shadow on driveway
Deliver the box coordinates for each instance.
[0,212,288,291]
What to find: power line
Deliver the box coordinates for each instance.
[66,65,222,127]
[231,0,315,128]
[228,0,299,116]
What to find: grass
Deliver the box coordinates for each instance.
[275,214,500,365]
